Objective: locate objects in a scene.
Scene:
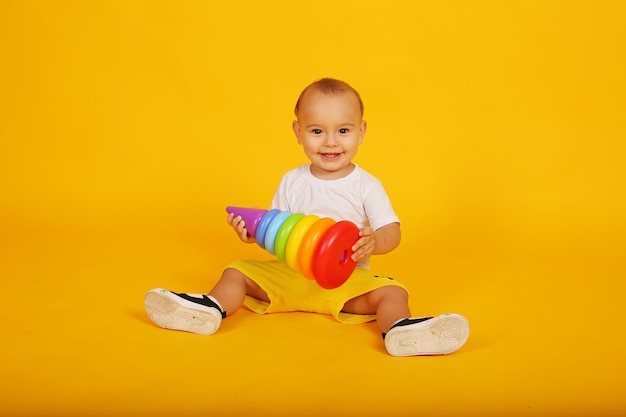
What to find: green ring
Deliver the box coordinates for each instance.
[274,213,306,262]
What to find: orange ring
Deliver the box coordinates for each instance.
[284,215,320,271]
[297,217,335,280]
[313,221,360,289]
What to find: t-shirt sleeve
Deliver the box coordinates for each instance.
[363,179,400,231]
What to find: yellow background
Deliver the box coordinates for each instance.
[1,1,625,416]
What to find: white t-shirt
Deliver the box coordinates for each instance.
[270,164,400,268]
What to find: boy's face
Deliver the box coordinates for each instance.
[292,90,366,180]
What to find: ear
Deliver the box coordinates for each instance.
[292,120,303,144]
[358,120,367,144]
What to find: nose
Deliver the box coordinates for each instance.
[323,132,338,146]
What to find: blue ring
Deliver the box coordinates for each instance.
[255,209,280,249]
[263,211,293,255]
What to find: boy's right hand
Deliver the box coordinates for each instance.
[227,212,257,244]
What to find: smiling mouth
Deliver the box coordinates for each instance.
[320,152,342,160]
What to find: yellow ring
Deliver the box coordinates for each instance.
[285,215,320,271]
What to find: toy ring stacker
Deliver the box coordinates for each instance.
[226,206,360,289]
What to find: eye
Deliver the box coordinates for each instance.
[339,128,349,134]
[311,129,322,134]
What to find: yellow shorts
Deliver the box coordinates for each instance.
[226,259,407,324]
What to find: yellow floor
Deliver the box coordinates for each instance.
[2,222,624,417]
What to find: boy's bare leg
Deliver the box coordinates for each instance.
[209,267,270,315]
[342,286,411,332]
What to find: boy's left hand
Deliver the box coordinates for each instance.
[351,226,375,262]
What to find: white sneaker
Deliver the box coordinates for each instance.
[144,288,224,335]
[384,313,470,356]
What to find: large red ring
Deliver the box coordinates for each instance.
[312,221,360,289]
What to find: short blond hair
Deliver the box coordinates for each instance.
[294,78,364,117]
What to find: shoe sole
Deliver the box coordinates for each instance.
[144,290,220,335]
[385,313,470,356]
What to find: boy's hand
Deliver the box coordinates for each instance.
[227,212,257,244]
[351,226,375,262]
[350,223,401,261]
